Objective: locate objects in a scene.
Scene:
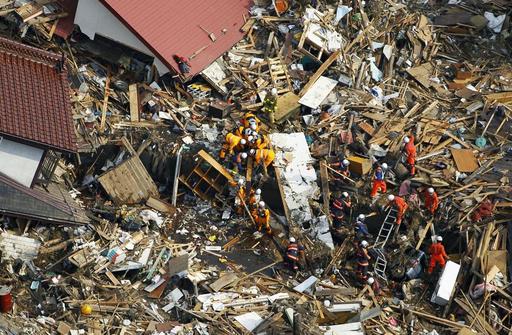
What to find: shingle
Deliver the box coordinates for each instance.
[0,37,76,152]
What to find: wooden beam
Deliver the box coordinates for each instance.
[299,50,340,97]
[129,84,140,122]
[319,160,330,217]
[99,73,111,132]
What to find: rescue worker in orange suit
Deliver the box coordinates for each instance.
[330,158,351,178]
[356,240,371,281]
[220,133,246,160]
[386,194,408,225]
[403,136,417,176]
[286,237,305,271]
[252,201,272,235]
[248,188,261,210]
[424,187,439,215]
[249,132,269,150]
[367,277,381,295]
[242,113,261,132]
[253,148,275,176]
[234,179,246,215]
[339,192,352,216]
[370,163,388,197]
[330,194,346,229]
[428,236,449,274]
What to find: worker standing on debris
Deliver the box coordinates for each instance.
[249,188,262,210]
[231,152,248,173]
[253,148,276,174]
[286,237,305,271]
[234,179,246,215]
[370,163,388,197]
[330,158,351,178]
[173,55,191,75]
[403,135,417,176]
[428,236,449,274]
[263,88,278,124]
[355,214,371,240]
[356,240,371,281]
[252,201,272,235]
[330,194,346,228]
[220,133,245,159]
[386,194,408,225]
[424,187,439,215]
[340,192,352,215]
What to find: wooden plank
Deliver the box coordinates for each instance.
[210,272,238,292]
[450,149,479,172]
[319,160,330,217]
[273,165,291,224]
[197,150,234,182]
[299,50,340,97]
[129,84,140,122]
[99,74,111,132]
[146,197,175,214]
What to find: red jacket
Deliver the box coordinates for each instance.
[429,243,447,258]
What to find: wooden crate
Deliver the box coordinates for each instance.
[348,156,371,176]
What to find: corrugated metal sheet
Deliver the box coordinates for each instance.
[100,0,251,77]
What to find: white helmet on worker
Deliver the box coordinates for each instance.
[403,136,410,143]
[271,88,278,95]
[387,194,395,201]
[342,159,350,166]
[241,152,248,159]
[358,214,366,220]
[255,189,261,195]
[250,124,257,131]
[238,178,245,186]
[249,149,256,155]
[381,163,388,169]
[240,139,247,145]
[259,201,265,208]
[437,236,443,242]
[342,192,349,198]
[428,187,435,194]
[289,237,296,243]
[367,277,375,285]
[361,240,369,248]
[323,300,331,307]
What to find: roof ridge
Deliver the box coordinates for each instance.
[0,36,61,67]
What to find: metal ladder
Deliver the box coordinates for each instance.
[373,208,398,249]
[374,248,388,282]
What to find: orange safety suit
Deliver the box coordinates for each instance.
[250,134,269,150]
[356,246,371,279]
[424,190,439,214]
[248,189,260,210]
[389,196,408,225]
[242,113,261,131]
[235,186,246,215]
[428,242,448,273]
[254,149,275,168]
[220,133,243,159]
[286,242,304,270]
[252,207,271,234]
[370,166,386,197]
[404,136,417,175]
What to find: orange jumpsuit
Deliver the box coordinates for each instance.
[404,136,417,175]
[248,189,260,210]
[220,133,243,159]
[252,207,271,234]
[235,186,246,215]
[424,191,439,214]
[370,166,386,197]
[254,149,275,168]
[428,242,448,273]
[242,113,261,131]
[389,196,408,225]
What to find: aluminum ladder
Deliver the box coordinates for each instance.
[373,207,398,249]
[374,248,388,282]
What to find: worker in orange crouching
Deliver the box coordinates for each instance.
[252,148,275,176]
[234,179,246,215]
[219,133,246,160]
[248,188,262,210]
[386,194,408,225]
[252,201,272,235]
[428,236,449,274]
[370,163,388,197]
[403,135,417,176]
[424,187,439,215]
[286,237,305,271]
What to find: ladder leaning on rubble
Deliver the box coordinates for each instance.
[267,57,292,94]
[373,207,398,249]
[372,208,398,282]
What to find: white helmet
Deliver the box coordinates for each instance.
[250,124,257,130]
[367,277,375,285]
[437,236,443,242]
[387,194,395,201]
[323,300,331,307]
[403,136,410,143]
[381,163,388,169]
[247,135,254,142]
[342,159,350,166]
[255,188,261,195]
[361,240,369,248]
[259,201,265,208]
[289,237,296,243]
[428,187,435,194]
[240,139,247,145]
[238,179,245,186]
[358,214,365,220]
[249,149,256,155]
[271,88,278,95]
[342,192,349,198]
[241,152,248,159]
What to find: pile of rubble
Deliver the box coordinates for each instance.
[0,0,511,334]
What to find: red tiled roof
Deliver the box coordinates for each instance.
[55,0,79,39]
[99,0,251,77]
[0,37,76,152]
